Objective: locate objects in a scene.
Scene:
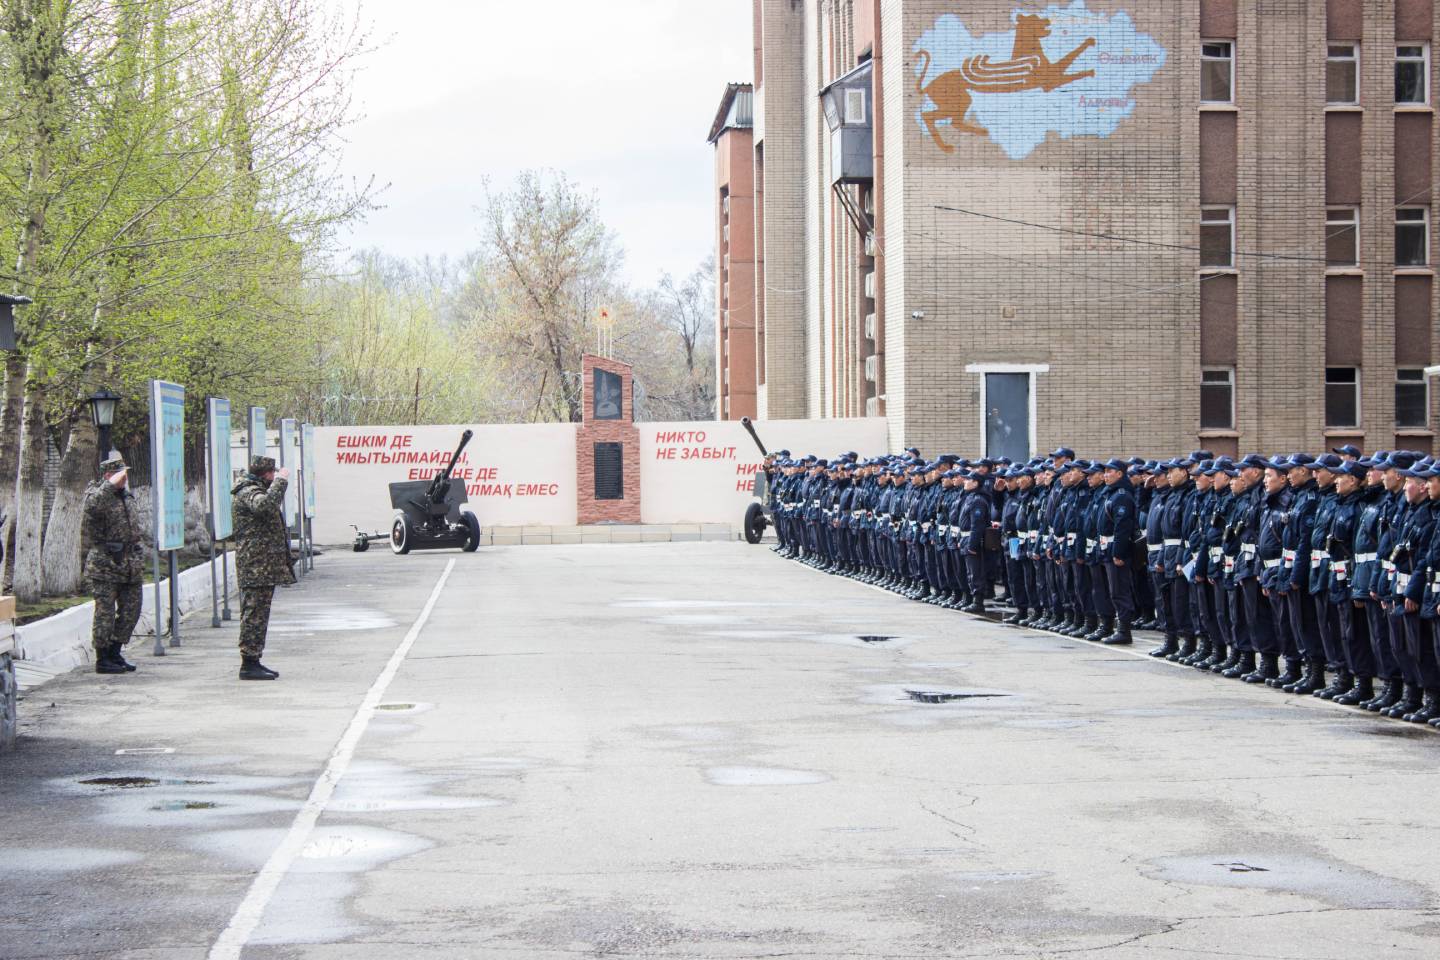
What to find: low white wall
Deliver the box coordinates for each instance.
[15,555,235,673]
[309,418,891,544]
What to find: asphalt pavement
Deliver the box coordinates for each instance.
[2,542,1437,959]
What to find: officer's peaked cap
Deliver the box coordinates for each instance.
[99,457,126,474]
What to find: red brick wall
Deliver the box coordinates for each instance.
[576,355,641,524]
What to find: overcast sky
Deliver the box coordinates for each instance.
[335,0,753,288]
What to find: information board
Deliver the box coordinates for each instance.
[302,422,317,518]
[248,406,266,465]
[207,398,234,540]
[149,380,186,551]
[279,418,300,523]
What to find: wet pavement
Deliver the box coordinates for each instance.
[1,542,1438,959]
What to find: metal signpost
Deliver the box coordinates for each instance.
[207,398,234,627]
[279,418,302,578]
[302,422,317,573]
[149,380,186,654]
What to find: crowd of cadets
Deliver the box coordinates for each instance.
[761,443,1440,726]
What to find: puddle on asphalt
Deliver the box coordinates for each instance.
[1,847,144,873]
[906,690,1012,704]
[704,766,831,787]
[857,635,898,644]
[268,602,396,633]
[150,801,220,811]
[1145,853,1427,909]
[328,762,503,813]
[79,776,212,789]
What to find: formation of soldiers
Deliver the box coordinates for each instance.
[761,443,1440,727]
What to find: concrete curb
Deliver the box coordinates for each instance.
[15,555,236,680]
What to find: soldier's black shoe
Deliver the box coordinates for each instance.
[1222,651,1256,679]
[1002,608,1026,625]
[94,647,128,675]
[1102,621,1133,646]
[1150,634,1179,658]
[239,657,279,681]
[1181,637,1210,666]
[1172,634,1198,663]
[1211,647,1240,674]
[1288,660,1324,695]
[962,600,986,615]
[1383,685,1420,719]
[1364,679,1402,711]
[1404,691,1439,724]
[1334,676,1375,706]
[1269,657,1303,689]
[1083,617,1110,642]
[111,647,137,672]
[1065,615,1091,638]
[1314,670,1352,701]
[1242,653,1278,684]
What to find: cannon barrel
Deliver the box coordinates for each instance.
[426,429,474,501]
[739,417,768,457]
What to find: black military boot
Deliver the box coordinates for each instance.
[1364,678,1402,712]
[1197,641,1225,671]
[1150,634,1180,659]
[962,596,987,615]
[94,647,128,675]
[1071,614,1096,639]
[1003,607,1026,625]
[1102,620,1134,646]
[1289,660,1326,695]
[1385,685,1422,719]
[1334,675,1375,706]
[1269,657,1303,689]
[1221,650,1254,679]
[1404,690,1440,723]
[239,656,279,681]
[110,646,137,672]
[1242,653,1279,684]
[1180,635,1207,666]
[1172,634,1198,663]
[1314,669,1353,701]
[1085,616,1113,642]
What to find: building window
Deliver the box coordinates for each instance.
[1397,207,1430,266]
[1397,45,1430,104]
[1396,369,1429,428]
[1325,367,1360,428]
[1326,207,1359,266]
[1202,41,1234,103]
[1327,44,1359,104]
[1201,368,1235,430]
[845,88,866,124]
[1201,206,1235,268]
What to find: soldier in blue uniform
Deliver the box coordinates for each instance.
[1093,459,1138,644]
[1323,461,1370,703]
[1383,462,1439,721]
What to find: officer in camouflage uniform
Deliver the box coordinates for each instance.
[83,457,145,675]
[232,455,295,680]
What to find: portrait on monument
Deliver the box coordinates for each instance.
[593,368,623,421]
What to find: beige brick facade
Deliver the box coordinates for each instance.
[717,0,1439,458]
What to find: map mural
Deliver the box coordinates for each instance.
[914,1,1166,161]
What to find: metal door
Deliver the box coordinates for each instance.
[985,373,1031,462]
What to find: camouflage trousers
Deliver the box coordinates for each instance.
[92,580,144,652]
[239,586,275,658]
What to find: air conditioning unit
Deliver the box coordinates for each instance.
[865,396,880,417]
[864,312,876,341]
[863,190,875,217]
[722,224,730,244]
[863,271,875,299]
[864,355,878,382]
[864,232,876,257]
[722,195,730,215]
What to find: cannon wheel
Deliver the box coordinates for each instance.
[743,502,766,544]
[354,537,370,553]
[390,515,412,555]
[460,512,482,553]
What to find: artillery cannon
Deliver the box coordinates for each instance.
[739,417,772,545]
[388,429,482,554]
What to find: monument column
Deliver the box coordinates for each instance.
[576,354,641,524]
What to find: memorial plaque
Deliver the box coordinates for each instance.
[594,442,624,500]
[593,368,623,421]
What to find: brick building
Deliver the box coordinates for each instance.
[710,0,1440,459]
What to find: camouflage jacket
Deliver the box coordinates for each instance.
[82,482,145,584]
[232,475,297,588]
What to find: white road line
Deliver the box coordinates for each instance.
[207,558,456,960]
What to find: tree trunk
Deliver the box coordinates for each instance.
[0,353,25,590]
[41,410,95,596]
[10,375,47,602]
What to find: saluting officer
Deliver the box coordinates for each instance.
[83,457,145,675]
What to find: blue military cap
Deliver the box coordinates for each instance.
[1338,461,1369,479]
[1126,456,1146,467]
[1050,446,1075,459]
[1288,452,1317,466]
[1380,451,1419,471]
[1193,459,1213,473]
[1313,453,1345,471]
[1263,455,1293,471]
[1102,457,1128,471]
[1237,453,1269,470]
[1083,461,1105,474]
[1333,444,1363,458]
[776,449,791,457]
[1399,462,1432,479]
[1128,464,1150,477]
[1191,449,1215,461]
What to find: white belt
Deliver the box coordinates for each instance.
[1241,543,1257,555]
[1356,552,1377,563]
[1312,550,1329,568]
[1027,531,1040,541]
[1067,533,1077,546]
[921,522,932,532]
[1282,549,1297,561]
[1383,560,1396,573]
[1263,559,1282,569]
[1100,536,1114,547]
[1398,572,1412,592]
[1333,561,1349,581]
[1209,547,1223,561]
[1147,544,1163,553]
[1164,538,1182,547]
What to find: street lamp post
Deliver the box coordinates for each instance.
[87,387,121,468]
